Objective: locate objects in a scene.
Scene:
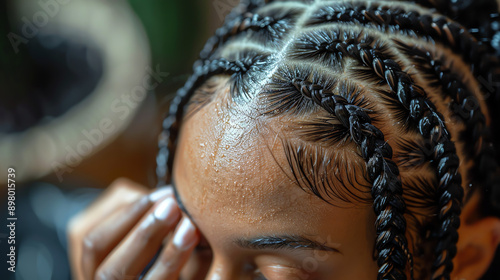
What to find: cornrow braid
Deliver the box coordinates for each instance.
[395,40,500,227]
[304,2,493,83]
[306,1,500,146]
[395,42,487,158]
[289,28,463,279]
[409,1,500,257]
[308,3,475,53]
[414,0,500,51]
[291,78,411,279]
[208,0,273,31]
[199,12,290,60]
[413,1,500,153]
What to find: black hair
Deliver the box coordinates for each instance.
[157,1,500,279]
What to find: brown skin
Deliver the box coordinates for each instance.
[68,90,500,280]
[173,92,378,279]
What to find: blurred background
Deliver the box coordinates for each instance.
[0,0,235,279]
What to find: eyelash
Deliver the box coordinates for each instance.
[190,247,268,280]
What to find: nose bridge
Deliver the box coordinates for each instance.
[204,258,247,280]
[204,262,233,280]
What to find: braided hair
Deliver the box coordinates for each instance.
[156,0,500,279]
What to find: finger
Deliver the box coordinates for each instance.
[95,196,182,280]
[69,178,148,252]
[81,187,172,280]
[68,178,150,280]
[78,178,148,230]
[143,217,199,280]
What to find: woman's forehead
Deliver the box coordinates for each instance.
[172,95,374,245]
[175,95,308,220]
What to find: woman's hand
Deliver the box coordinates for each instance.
[67,178,200,280]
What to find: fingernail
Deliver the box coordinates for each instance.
[149,187,172,202]
[153,197,179,225]
[173,217,197,250]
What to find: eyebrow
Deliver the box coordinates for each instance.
[236,235,342,253]
[171,180,341,254]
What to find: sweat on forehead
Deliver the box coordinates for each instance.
[174,90,321,229]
